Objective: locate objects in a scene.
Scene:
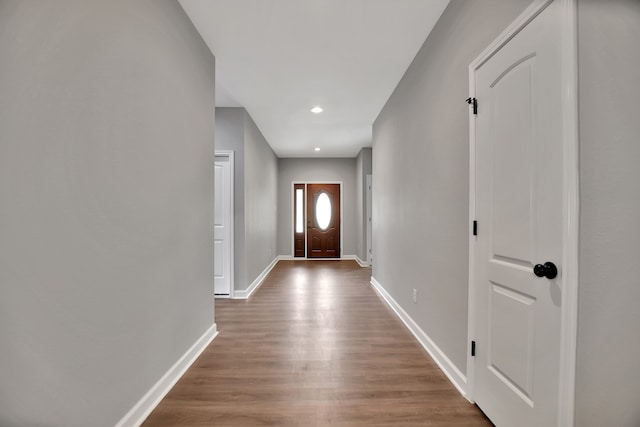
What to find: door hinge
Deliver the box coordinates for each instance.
[471,340,476,357]
[466,97,478,115]
[473,220,478,236]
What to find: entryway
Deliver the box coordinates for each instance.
[292,182,342,258]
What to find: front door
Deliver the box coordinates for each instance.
[471,1,563,426]
[306,183,340,258]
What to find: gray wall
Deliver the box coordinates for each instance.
[215,108,247,291]
[243,112,278,288]
[575,1,640,425]
[215,108,278,291]
[356,148,372,262]
[371,0,531,375]
[277,158,357,257]
[0,1,216,426]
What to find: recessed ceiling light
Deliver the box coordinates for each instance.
[310,106,323,114]
[314,147,321,152]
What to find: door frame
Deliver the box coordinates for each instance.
[366,174,373,266]
[466,0,579,425]
[290,181,344,259]
[214,150,235,298]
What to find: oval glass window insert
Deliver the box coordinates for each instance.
[315,192,332,230]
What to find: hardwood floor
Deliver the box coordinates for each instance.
[143,260,492,426]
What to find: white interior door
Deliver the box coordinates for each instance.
[214,154,233,297]
[471,1,563,426]
[366,174,373,265]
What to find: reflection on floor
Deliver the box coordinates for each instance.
[143,260,491,426]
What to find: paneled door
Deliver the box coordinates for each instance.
[214,154,233,297]
[366,174,373,265]
[306,183,340,258]
[471,1,563,425]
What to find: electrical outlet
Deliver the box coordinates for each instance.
[412,288,418,304]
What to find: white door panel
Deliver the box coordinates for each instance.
[472,1,563,425]
[489,57,535,265]
[214,154,232,297]
[366,174,373,266]
[488,282,536,404]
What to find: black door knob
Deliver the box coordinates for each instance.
[533,262,558,279]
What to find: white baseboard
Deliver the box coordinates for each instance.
[370,277,470,401]
[343,254,369,267]
[275,255,367,267]
[115,323,219,427]
[233,257,279,299]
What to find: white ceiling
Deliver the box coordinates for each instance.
[179,0,450,158]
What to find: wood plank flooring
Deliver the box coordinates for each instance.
[143,260,492,426]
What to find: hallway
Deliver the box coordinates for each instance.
[143,260,491,426]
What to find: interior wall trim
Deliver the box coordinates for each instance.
[370,276,469,401]
[233,256,279,299]
[277,255,366,266]
[343,254,369,267]
[558,0,580,424]
[115,323,218,427]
